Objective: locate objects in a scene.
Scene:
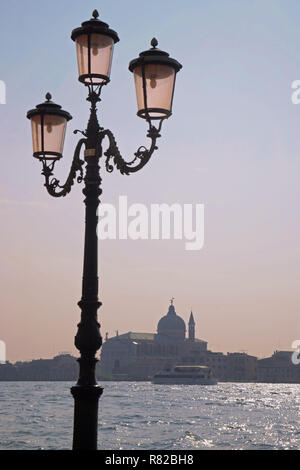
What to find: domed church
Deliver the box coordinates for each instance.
[157,298,186,340]
[99,299,208,380]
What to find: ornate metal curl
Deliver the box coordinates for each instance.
[41,138,86,197]
[102,121,162,175]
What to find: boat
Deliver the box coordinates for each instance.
[152,365,218,385]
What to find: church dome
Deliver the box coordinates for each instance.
[157,300,186,340]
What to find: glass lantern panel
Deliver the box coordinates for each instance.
[76,33,114,84]
[134,64,175,118]
[43,114,67,155]
[31,114,42,154]
[30,114,67,157]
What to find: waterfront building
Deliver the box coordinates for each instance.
[1,308,298,383]
[256,350,300,383]
[98,300,257,381]
[99,300,207,380]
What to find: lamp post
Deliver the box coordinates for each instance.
[26,10,182,450]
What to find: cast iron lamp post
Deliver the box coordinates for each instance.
[26,10,182,450]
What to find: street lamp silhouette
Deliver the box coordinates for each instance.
[26,10,182,450]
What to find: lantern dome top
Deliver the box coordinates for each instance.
[129,39,182,73]
[27,93,72,121]
[71,10,119,44]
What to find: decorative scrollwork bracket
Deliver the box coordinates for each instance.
[41,138,86,198]
[102,120,163,175]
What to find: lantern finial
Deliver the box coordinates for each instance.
[151,38,158,49]
[45,92,52,101]
[92,9,99,19]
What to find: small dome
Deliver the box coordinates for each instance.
[157,301,186,339]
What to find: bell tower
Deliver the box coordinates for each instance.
[188,311,195,341]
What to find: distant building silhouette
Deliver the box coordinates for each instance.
[98,300,259,381]
[1,311,299,383]
[99,300,207,380]
[99,301,300,383]
[0,354,78,381]
[256,350,300,383]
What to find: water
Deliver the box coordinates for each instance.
[0,381,299,450]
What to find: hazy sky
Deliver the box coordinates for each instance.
[1,0,300,362]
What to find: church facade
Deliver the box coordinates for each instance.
[99,300,209,381]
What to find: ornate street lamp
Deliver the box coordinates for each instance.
[27,10,182,450]
[129,37,182,121]
[27,94,72,160]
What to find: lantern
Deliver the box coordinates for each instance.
[71,10,119,85]
[129,38,182,120]
[27,93,72,160]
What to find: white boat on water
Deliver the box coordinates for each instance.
[152,365,218,385]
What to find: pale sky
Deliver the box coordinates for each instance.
[0,0,300,362]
